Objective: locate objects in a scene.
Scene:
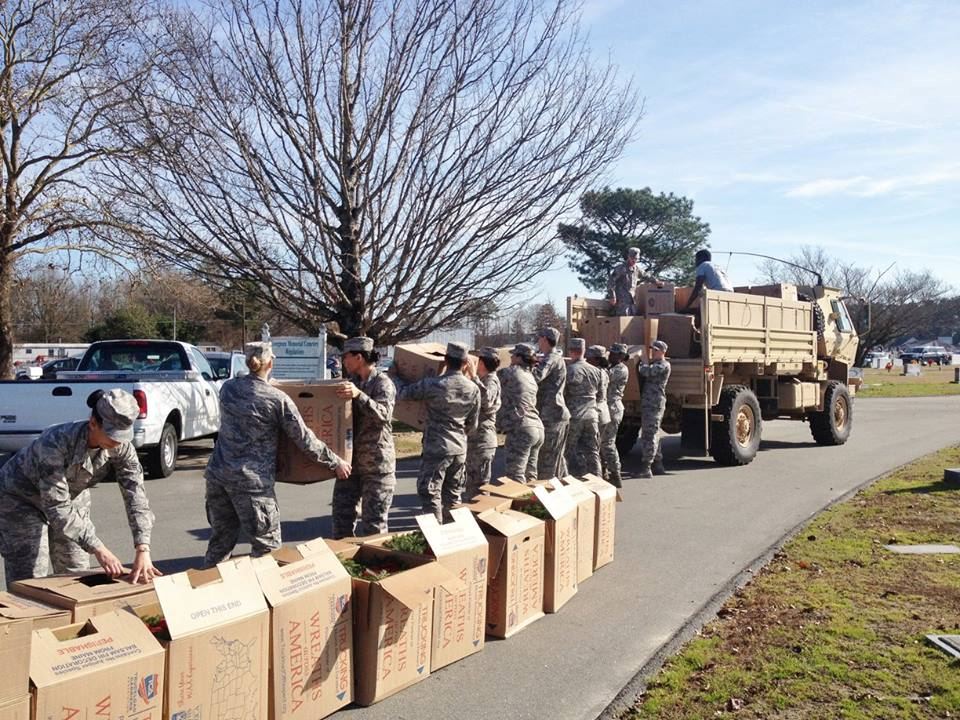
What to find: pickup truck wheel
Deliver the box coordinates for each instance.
[615,423,640,457]
[710,385,761,466]
[146,423,178,478]
[809,381,852,446]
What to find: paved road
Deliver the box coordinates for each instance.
[3,396,958,718]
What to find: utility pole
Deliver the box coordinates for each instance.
[173,306,178,341]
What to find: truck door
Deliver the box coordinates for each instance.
[188,347,221,436]
[827,299,858,368]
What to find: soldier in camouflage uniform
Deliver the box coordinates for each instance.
[396,342,480,522]
[636,340,672,478]
[464,347,502,499]
[606,246,643,316]
[0,389,159,585]
[333,337,397,538]
[496,344,544,483]
[602,343,630,487]
[564,338,604,477]
[204,342,350,566]
[533,327,570,479]
[585,345,617,487]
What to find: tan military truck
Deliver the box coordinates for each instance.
[568,282,862,465]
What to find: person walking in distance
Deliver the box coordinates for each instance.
[496,344,545,484]
[464,347,502,499]
[333,337,396,538]
[533,327,570,479]
[602,343,630,487]
[564,338,604,477]
[606,246,643,316]
[396,342,481,522]
[204,342,351,566]
[636,340,672,478]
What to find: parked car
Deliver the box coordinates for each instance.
[860,350,892,368]
[14,365,42,381]
[900,345,952,366]
[41,355,81,379]
[204,351,247,380]
[0,339,222,477]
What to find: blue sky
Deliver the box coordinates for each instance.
[534,0,960,303]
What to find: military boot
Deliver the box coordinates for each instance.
[636,464,653,479]
[652,459,667,476]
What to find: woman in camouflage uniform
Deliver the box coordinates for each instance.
[496,344,544,483]
[464,347,502,499]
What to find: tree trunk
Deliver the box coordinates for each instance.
[0,252,14,379]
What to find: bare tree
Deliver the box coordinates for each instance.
[0,0,155,377]
[11,263,95,342]
[100,0,640,347]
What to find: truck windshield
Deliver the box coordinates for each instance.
[79,343,189,373]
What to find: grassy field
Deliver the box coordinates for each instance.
[627,446,960,720]
[858,366,960,398]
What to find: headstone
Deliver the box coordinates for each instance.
[927,634,960,660]
[883,544,960,555]
[904,364,921,377]
[944,468,960,486]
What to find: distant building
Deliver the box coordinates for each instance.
[12,343,89,365]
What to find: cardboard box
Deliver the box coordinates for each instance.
[674,286,695,311]
[635,283,676,316]
[734,283,799,302]
[655,313,696,358]
[11,572,156,623]
[392,399,429,431]
[479,476,533,500]
[514,485,578,613]
[476,509,545,637]
[0,617,29,705]
[0,696,28,720]
[30,610,165,720]
[621,318,659,404]
[136,557,270,720]
[276,381,353,484]
[579,474,618,570]
[579,316,649,348]
[393,343,447,382]
[556,477,597,584]
[415,509,488,671]
[253,541,353,720]
[457,494,512,515]
[333,544,460,705]
[0,592,70,631]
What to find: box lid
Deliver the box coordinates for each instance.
[30,610,163,688]
[479,477,532,499]
[153,557,267,639]
[578,473,618,501]
[458,494,512,514]
[0,592,68,621]
[11,572,153,606]
[253,540,350,608]
[415,508,487,557]
[477,508,544,537]
[557,476,594,502]
[377,561,464,611]
[532,483,577,520]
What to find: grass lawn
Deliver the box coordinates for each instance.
[627,446,960,720]
[858,366,960,398]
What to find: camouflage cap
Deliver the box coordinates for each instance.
[446,341,469,360]
[650,340,669,353]
[97,389,139,443]
[610,342,629,355]
[477,346,500,360]
[537,327,560,343]
[344,336,374,353]
[512,343,535,360]
[627,247,640,259]
[568,337,586,352]
[244,341,273,363]
[585,344,607,359]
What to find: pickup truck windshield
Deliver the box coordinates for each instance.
[78,342,190,373]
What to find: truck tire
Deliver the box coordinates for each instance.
[146,423,178,478]
[616,422,640,457]
[710,385,761,466]
[809,381,852,446]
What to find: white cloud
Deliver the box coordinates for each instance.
[786,168,960,198]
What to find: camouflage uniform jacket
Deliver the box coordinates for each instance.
[637,359,672,409]
[0,421,154,552]
[607,362,629,416]
[606,262,642,306]
[397,371,480,457]
[470,373,502,452]
[564,360,604,422]
[597,369,611,425]
[532,349,571,423]
[496,366,543,433]
[350,367,397,475]
[206,374,342,491]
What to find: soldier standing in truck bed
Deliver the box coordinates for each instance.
[497,343,545,484]
[606,246,643,316]
[564,338,604,477]
[637,340,672,478]
[533,327,570,479]
[464,347,502,499]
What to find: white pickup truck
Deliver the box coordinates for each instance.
[0,339,221,477]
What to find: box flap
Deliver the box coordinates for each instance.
[0,592,66,621]
[378,562,463,610]
[532,484,577,519]
[457,494,512,514]
[477,508,543,537]
[253,542,349,607]
[479,477,532,499]
[154,556,267,638]
[579,475,618,501]
[558,476,594,502]
[415,508,487,557]
[11,572,152,604]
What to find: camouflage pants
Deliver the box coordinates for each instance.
[0,490,91,585]
[565,418,602,478]
[204,481,280,568]
[599,420,622,488]
[640,406,665,469]
[417,454,467,523]
[504,424,544,484]
[537,419,569,479]
[615,300,636,317]
[331,473,396,539]
[465,445,496,500]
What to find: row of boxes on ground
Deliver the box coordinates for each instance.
[0,474,616,719]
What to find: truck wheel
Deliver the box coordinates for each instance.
[616,423,640,457]
[146,423,178,478]
[809,381,852,446]
[710,386,761,466]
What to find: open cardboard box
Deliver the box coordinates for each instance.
[276,381,353,483]
[0,616,30,706]
[30,610,165,720]
[475,509,545,638]
[556,477,597,584]
[132,556,270,720]
[11,571,156,623]
[478,477,533,500]
[0,591,70,631]
[457,493,512,516]
[253,540,353,720]
[578,474,618,570]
